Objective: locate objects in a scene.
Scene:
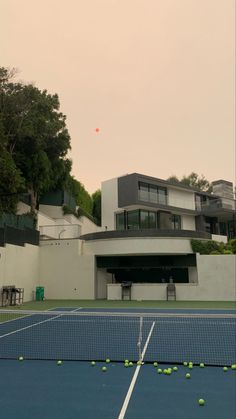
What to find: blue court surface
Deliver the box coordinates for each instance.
[0,307,235,418]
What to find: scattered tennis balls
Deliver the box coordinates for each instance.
[183,362,188,366]
[223,367,228,372]
[188,365,193,369]
[163,369,168,374]
[198,399,205,406]
[124,363,129,368]
[231,364,236,370]
[91,361,96,366]
[157,368,162,374]
[129,362,133,367]
[186,373,191,379]
[153,362,158,367]
[105,359,110,363]
[124,359,129,364]
[102,366,107,372]
[199,363,205,368]
[173,366,178,371]
[166,369,172,375]
[57,360,63,366]
[18,356,24,361]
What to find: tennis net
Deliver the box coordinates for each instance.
[0,310,235,366]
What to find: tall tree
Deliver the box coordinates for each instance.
[0,67,72,212]
[167,172,212,192]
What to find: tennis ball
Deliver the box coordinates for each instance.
[137,361,142,366]
[124,359,129,364]
[102,366,107,372]
[163,369,168,374]
[157,368,162,374]
[188,365,193,369]
[183,362,188,366]
[198,399,205,406]
[223,367,228,372]
[173,366,178,371]
[199,363,205,368]
[105,359,110,363]
[153,362,158,367]
[18,356,24,361]
[166,369,172,375]
[57,360,63,366]
[91,361,96,366]
[124,363,129,368]
[231,364,236,370]
[129,362,133,367]
[186,373,191,379]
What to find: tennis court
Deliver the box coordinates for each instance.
[0,306,235,418]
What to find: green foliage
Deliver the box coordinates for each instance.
[67,176,93,215]
[191,239,234,255]
[0,66,71,213]
[229,239,236,254]
[0,146,25,214]
[167,172,212,192]
[92,189,101,226]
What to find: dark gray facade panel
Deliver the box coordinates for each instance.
[80,229,211,241]
[118,174,138,207]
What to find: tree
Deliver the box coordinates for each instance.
[167,172,212,192]
[0,67,72,212]
[0,146,25,214]
[92,190,101,226]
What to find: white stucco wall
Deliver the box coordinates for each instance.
[168,187,195,210]
[0,244,39,302]
[101,178,119,230]
[39,205,64,219]
[83,237,193,256]
[182,215,196,231]
[39,239,95,299]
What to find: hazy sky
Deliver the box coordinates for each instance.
[1,0,235,193]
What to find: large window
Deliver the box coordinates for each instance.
[127,210,139,230]
[171,214,181,230]
[116,212,125,230]
[138,182,167,205]
[140,210,157,229]
[116,210,157,230]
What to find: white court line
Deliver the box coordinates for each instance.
[118,321,156,419]
[0,308,80,339]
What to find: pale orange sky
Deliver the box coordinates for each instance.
[1,0,235,193]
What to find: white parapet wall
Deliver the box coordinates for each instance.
[39,239,95,299]
[0,243,39,302]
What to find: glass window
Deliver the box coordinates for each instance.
[138,182,149,201]
[171,214,181,230]
[149,185,158,203]
[149,212,157,228]
[127,210,139,230]
[140,210,149,228]
[116,212,125,230]
[158,187,167,205]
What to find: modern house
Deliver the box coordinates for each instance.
[0,175,235,302]
[79,173,236,299]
